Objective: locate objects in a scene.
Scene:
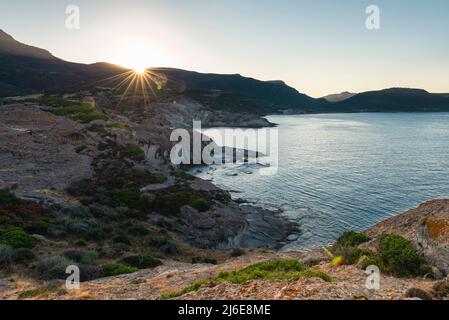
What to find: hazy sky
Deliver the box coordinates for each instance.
[1,0,448,97]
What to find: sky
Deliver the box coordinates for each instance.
[0,0,448,97]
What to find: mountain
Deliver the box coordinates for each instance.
[2,29,449,114]
[336,88,449,112]
[0,29,57,60]
[322,91,356,102]
[150,68,329,114]
[0,30,128,97]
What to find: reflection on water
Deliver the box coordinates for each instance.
[193,113,449,250]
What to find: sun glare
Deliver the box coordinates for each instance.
[133,65,147,74]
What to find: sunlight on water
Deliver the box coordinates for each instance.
[193,113,449,250]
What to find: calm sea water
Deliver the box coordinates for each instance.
[193,113,449,250]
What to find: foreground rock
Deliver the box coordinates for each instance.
[366,199,449,274]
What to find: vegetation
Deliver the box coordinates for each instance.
[172,169,196,180]
[35,255,75,280]
[0,227,36,248]
[333,231,370,249]
[359,234,432,278]
[40,95,107,124]
[101,263,139,277]
[154,190,212,215]
[106,188,140,207]
[230,248,246,258]
[191,256,218,265]
[120,255,162,269]
[0,245,13,268]
[161,259,331,299]
[119,144,145,161]
[161,280,207,300]
[215,259,331,284]
[0,189,19,205]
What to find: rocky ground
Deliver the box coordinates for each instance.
[1,91,448,301]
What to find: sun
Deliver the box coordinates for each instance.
[133,65,147,74]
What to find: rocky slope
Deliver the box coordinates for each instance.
[1,200,448,300]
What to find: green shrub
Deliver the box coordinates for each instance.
[51,104,93,116]
[230,248,245,258]
[18,288,50,299]
[149,172,167,184]
[106,189,140,207]
[215,259,331,284]
[191,257,218,265]
[127,224,150,236]
[71,111,107,123]
[78,264,104,281]
[113,235,132,246]
[13,248,36,264]
[120,255,162,269]
[87,123,107,134]
[172,169,196,180]
[39,95,70,107]
[35,255,75,280]
[106,122,128,130]
[162,259,332,299]
[161,280,207,300]
[377,234,431,277]
[63,250,97,265]
[0,244,14,267]
[154,191,211,214]
[75,239,88,247]
[187,194,211,212]
[333,246,373,265]
[333,231,370,249]
[0,189,19,205]
[24,221,56,236]
[0,227,36,248]
[101,263,139,277]
[119,144,145,161]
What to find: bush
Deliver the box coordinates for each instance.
[24,221,56,236]
[149,172,167,184]
[161,280,207,300]
[162,259,332,299]
[405,288,433,300]
[63,250,97,265]
[36,255,75,280]
[215,259,331,284]
[172,169,196,180]
[0,227,36,248]
[230,248,245,258]
[377,234,431,277]
[0,244,14,268]
[0,189,19,205]
[191,257,217,265]
[333,246,373,265]
[120,255,162,269]
[127,224,150,236]
[102,263,139,277]
[119,144,145,161]
[113,235,132,246]
[78,264,104,281]
[188,196,211,212]
[75,239,88,247]
[106,189,140,207]
[333,231,370,249]
[13,248,36,264]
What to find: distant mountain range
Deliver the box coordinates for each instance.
[322,91,356,102]
[1,29,449,113]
